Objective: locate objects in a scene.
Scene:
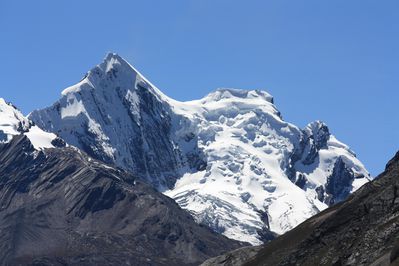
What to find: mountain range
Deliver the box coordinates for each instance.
[0,53,379,266]
[28,53,370,244]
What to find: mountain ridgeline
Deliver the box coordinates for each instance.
[29,53,370,244]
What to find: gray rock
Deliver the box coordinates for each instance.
[325,156,355,205]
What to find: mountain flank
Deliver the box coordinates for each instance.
[202,151,399,266]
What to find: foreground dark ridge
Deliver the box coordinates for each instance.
[0,135,243,266]
[202,152,399,266]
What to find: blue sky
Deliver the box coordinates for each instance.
[0,0,398,176]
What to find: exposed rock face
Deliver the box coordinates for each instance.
[301,121,330,165]
[288,121,370,207]
[30,53,370,244]
[0,135,242,266]
[325,156,357,205]
[202,151,399,266]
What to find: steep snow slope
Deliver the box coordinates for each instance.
[0,98,58,149]
[30,53,370,245]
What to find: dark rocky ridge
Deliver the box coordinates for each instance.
[0,135,243,266]
[202,151,399,266]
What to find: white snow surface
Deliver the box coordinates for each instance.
[0,98,56,149]
[24,125,57,150]
[164,89,369,244]
[28,53,371,245]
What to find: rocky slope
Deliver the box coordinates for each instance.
[0,103,242,265]
[30,53,370,244]
[202,151,399,266]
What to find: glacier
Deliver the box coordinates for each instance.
[29,53,370,245]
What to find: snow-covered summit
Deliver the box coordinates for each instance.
[166,91,369,244]
[62,53,168,101]
[0,98,30,142]
[0,98,57,149]
[29,53,371,245]
[31,53,205,190]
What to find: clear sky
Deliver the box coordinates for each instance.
[0,0,398,176]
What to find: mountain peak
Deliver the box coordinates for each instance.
[305,120,330,136]
[61,53,138,96]
[0,98,30,142]
[99,52,133,73]
[104,52,124,62]
[303,120,330,150]
[0,98,58,149]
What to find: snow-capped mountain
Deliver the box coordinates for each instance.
[30,53,205,190]
[29,53,370,245]
[0,98,60,149]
